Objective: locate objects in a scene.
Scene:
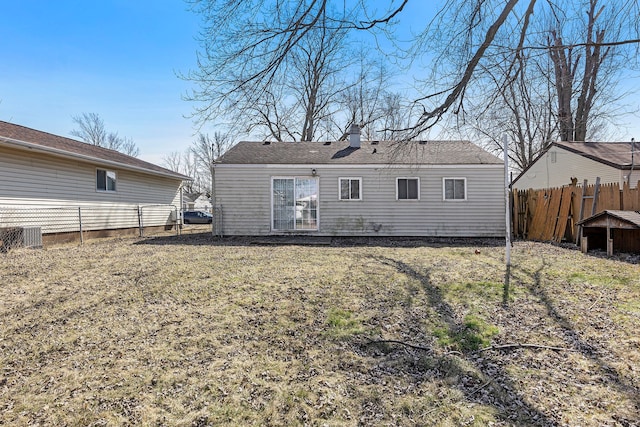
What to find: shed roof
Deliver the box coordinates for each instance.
[0,120,190,181]
[217,140,502,165]
[577,210,640,227]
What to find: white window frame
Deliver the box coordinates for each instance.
[338,177,362,201]
[396,177,420,200]
[96,168,117,192]
[271,176,319,232]
[442,177,467,201]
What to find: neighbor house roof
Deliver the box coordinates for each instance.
[554,142,637,169]
[0,120,190,181]
[217,140,502,165]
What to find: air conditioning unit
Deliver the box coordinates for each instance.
[22,226,43,248]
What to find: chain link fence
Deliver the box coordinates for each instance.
[0,204,180,251]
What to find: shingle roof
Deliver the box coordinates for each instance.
[555,142,636,169]
[577,210,640,227]
[0,120,190,180]
[218,140,503,165]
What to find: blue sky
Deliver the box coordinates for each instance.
[0,1,201,164]
[1,1,639,166]
[0,1,447,165]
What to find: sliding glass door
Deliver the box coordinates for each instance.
[272,177,318,231]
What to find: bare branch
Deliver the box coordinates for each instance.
[70,113,140,157]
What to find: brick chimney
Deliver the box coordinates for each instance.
[349,124,361,149]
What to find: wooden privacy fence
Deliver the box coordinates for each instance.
[512,181,640,242]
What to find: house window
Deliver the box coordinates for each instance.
[97,169,117,192]
[339,177,362,200]
[443,178,466,200]
[272,177,318,231]
[397,178,419,200]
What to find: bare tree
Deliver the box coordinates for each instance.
[185,0,640,141]
[547,0,622,142]
[465,52,558,171]
[70,113,140,157]
[191,132,234,200]
[234,15,350,142]
[184,1,398,141]
[163,132,233,198]
[456,0,634,172]
[339,57,393,140]
[162,150,201,193]
[291,13,350,141]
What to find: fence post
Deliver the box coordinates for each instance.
[211,206,215,236]
[138,205,143,237]
[175,206,180,236]
[591,177,601,216]
[78,207,84,245]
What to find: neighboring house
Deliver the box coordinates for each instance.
[0,121,190,240]
[182,192,212,212]
[213,126,505,237]
[513,141,640,190]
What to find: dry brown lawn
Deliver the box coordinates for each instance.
[0,234,639,426]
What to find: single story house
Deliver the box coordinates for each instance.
[0,120,190,243]
[513,141,640,190]
[183,192,212,212]
[213,126,505,237]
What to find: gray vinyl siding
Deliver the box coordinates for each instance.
[215,164,505,237]
[0,145,182,232]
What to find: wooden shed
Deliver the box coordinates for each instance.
[576,210,640,255]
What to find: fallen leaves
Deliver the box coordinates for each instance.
[0,236,638,425]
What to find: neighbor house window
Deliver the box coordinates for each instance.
[397,178,419,200]
[97,169,117,192]
[443,178,466,200]
[339,177,362,200]
[272,177,318,231]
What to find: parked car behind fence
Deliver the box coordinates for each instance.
[183,210,213,224]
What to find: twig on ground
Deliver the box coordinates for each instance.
[588,294,604,310]
[469,379,492,395]
[367,339,432,352]
[368,340,578,355]
[475,343,579,353]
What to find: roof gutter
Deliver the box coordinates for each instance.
[0,136,191,181]
[213,163,503,169]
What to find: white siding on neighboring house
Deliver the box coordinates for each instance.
[0,145,182,233]
[192,195,213,211]
[0,146,181,206]
[515,146,625,189]
[623,169,640,187]
[215,164,505,237]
